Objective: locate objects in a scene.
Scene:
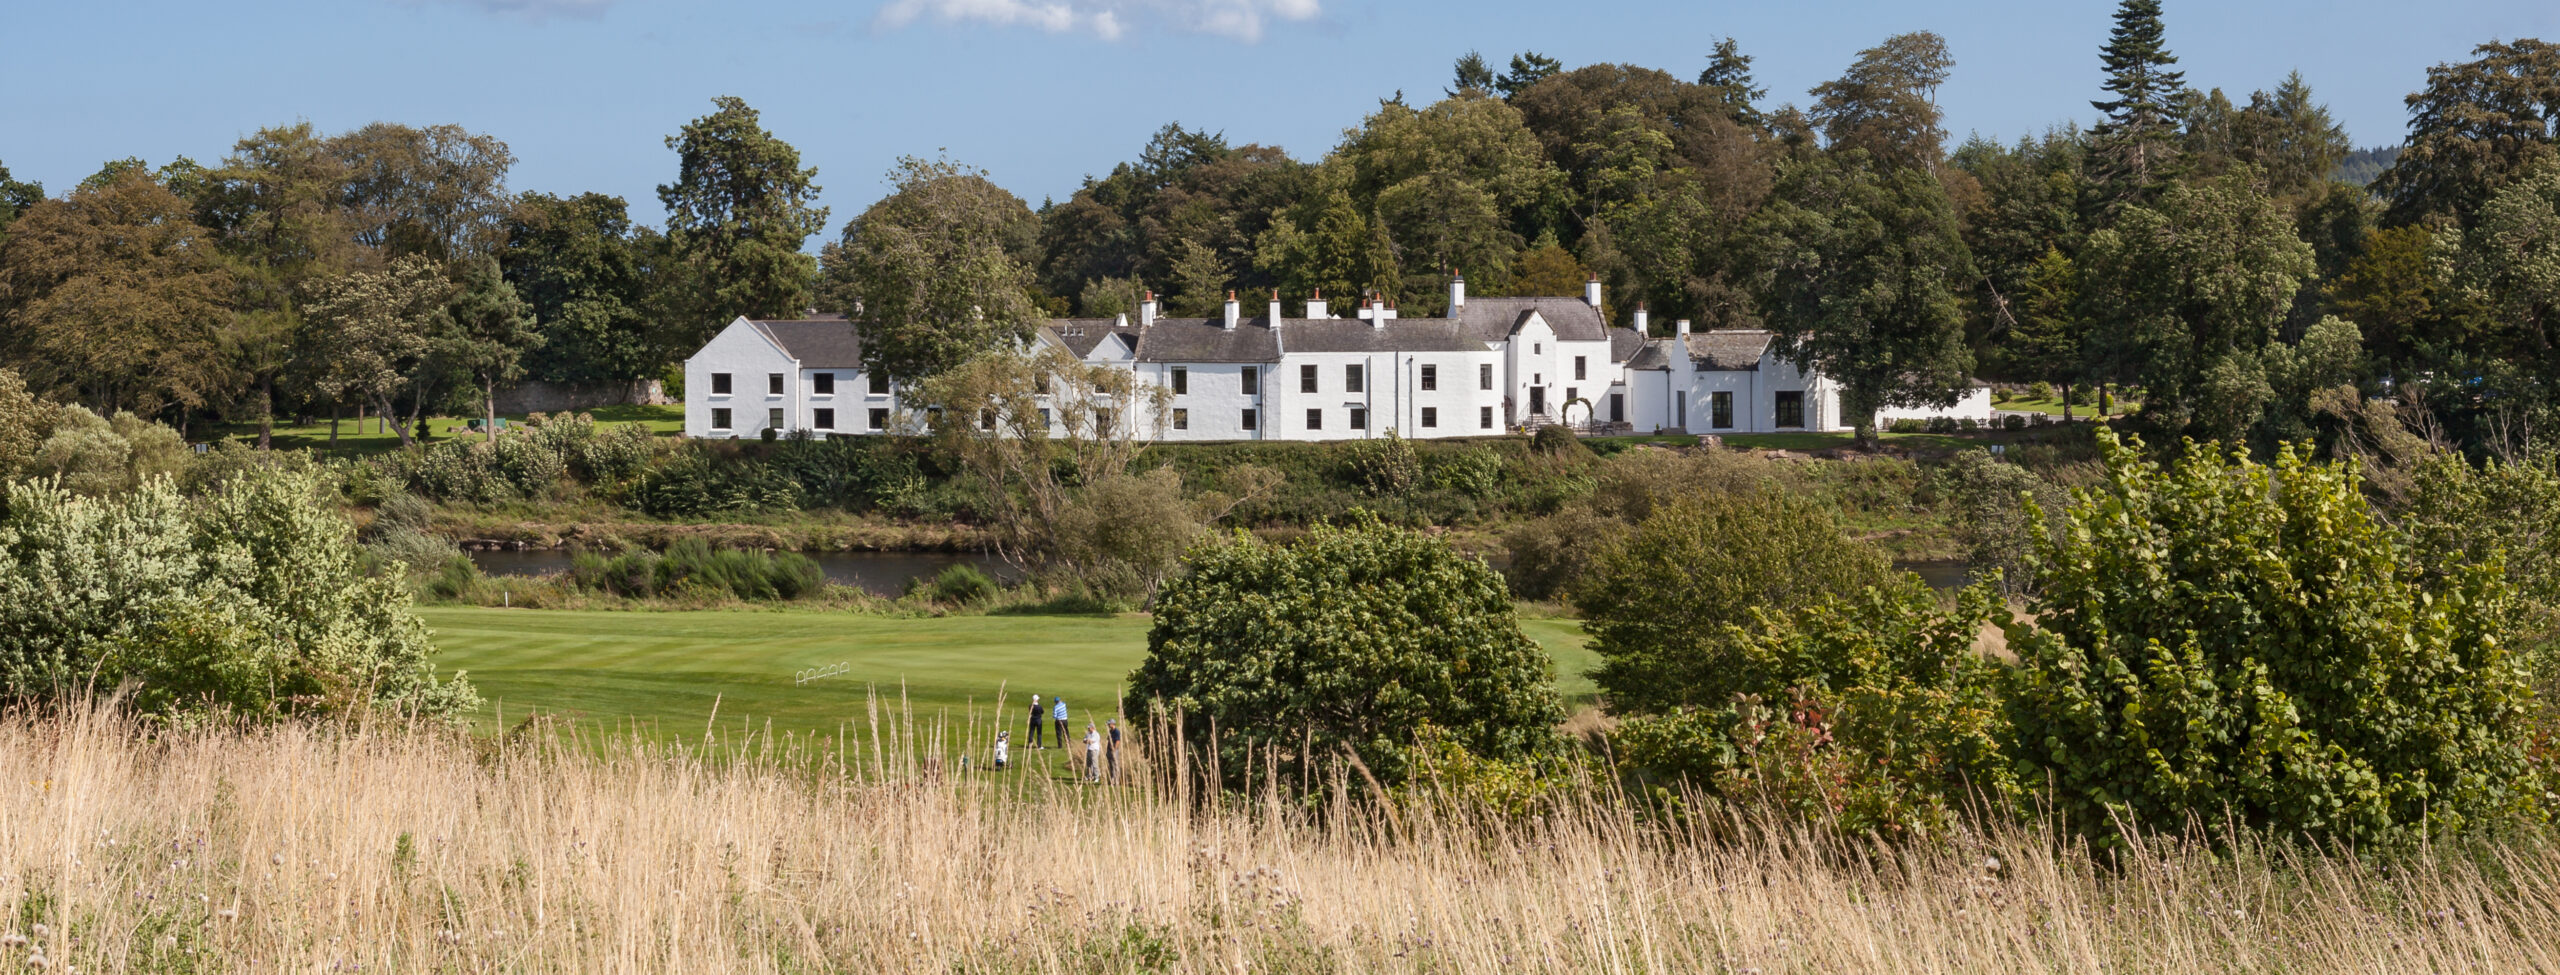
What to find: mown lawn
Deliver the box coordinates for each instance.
[421,607,1600,741]
[1991,394,2135,417]
[205,404,684,456]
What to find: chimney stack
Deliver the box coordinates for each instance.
[1306,289,1328,320]
[1268,289,1283,326]
[1140,290,1158,329]
[1583,272,1603,310]
[1222,290,1240,330]
[1448,271,1466,314]
[1675,319,1692,337]
[1632,301,1649,335]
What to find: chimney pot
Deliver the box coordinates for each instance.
[1583,274,1603,310]
[1675,319,1692,336]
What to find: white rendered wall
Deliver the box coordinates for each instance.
[684,318,795,439]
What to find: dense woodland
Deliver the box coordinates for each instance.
[2,2,2557,452]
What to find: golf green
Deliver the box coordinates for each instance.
[419,607,1599,741]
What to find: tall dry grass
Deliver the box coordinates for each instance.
[5,697,2560,973]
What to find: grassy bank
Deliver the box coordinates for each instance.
[7,704,2558,973]
[423,607,1601,740]
[211,404,684,456]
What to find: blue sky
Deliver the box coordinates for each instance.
[5,0,2553,237]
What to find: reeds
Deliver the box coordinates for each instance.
[4,696,2558,973]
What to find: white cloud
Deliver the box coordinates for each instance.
[872,0,1318,42]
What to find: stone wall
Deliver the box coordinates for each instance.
[493,379,671,415]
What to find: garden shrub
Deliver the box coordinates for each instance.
[1576,486,1897,715]
[1130,519,1563,788]
[1926,450,2064,595]
[0,468,477,721]
[567,539,825,601]
[922,563,1000,606]
[2027,381,2054,401]
[1423,445,1503,495]
[1889,418,1925,434]
[624,451,804,518]
[1613,583,2018,838]
[2007,432,2537,848]
[1345,430,1422,495]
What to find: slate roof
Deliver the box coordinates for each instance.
[1686,330,1773,371]
[751,319,863,369]
[1278,318,1490,354]
[1609,327,1645,363]
[1626,340,1675,371]
[1455,297,1611,342]
[1131,318,1284,362]
[1048,318,1143,358]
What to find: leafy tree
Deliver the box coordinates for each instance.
[1808,31,1956,171]
[2373,39,2560,228]
[2005,247,2087,414]
[906,344,1168,569]
[1951,131,2087,371]
[2087,0,2188,202]
[2008,431,2535,848]
[824,156,1041,381]
[195,123,368,449]
[303,257,450,448]
[1749,153,1976,444]
[2328,225,2439,368]
[1253,188,1400,304]
[328,122,515,261]
[0,171,236,420]
[1697,37,1767,129]
[0,467,478,722]
[437,256,541,443]
[0,161,43,238]
[1494,51,1563,99]
[1165,238,1228,317]
[1575,485,1898,714]
[1129,519,1564,789]
[1033,124,1306,311]
[0,368,59,475]
[1333,93,1566,301]
[499,192,666,386]
[22,407,188,497]
[1448,50,1494,97]
[2438,163,2560,386]
[2077,171,2314,429]
[1509,239,1589,299]
[658,96,829,347]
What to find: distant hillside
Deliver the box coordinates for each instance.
[2335,145,2402,186]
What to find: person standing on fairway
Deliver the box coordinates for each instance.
[993,730,1010,770]
[1106,718,1122,784]
[1027,694,1044,749]
[1053,697,1070,749]
[1084,723,1103,782]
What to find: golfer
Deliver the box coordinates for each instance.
[1052,696,1070,749]
[1026,694,1044,749]
[1106,719,1122,783]
[1084,723,1103,782]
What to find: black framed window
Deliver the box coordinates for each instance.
[1300,364,1318,393]
[767,407,784,429]
[1421,407,1437,428]
[1479,363,1492,390]
[1774,391,1805,428]
[868,408,888,430]
[868,372,890,395]
[1241,367,1259,395]
[1420,364,1437,390]
[1172,408,1189,430]
[711,373,732,395]
[814,408,834,429]
[1241,408,1257,431]
[1305,408,1322,430]
[711,408,731,429]
[1345,364,1363,393]
[1712,391,1733,429]
[813,372,834,394]
[1574,355,1587,380]
[1171,367,1188,394]
[1349,407,1367,430]
[769,373,785,395]
[1479,406,1493,429]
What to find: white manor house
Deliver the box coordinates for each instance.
[682,275,1992,442]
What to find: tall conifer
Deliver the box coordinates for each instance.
[2089,0,2186,203]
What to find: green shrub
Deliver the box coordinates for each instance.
[922,563,1000,606]
[1925,450,2062,595]
[1345,430,1422,495]
[1423,445,1503,495]
[1888,418,1925,434]
[625,451,803,518]
[2007,432,2536,848]
[1613,583,2017,838]
[566,540,826,601]
[2001,413,2027,431]
[0,468,477,721]
[2027,381,2054,401]
[1531,424,1585,457]
[1576,486,1897,715]
[1130,520,1563,788]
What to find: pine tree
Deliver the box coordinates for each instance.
[2088,0,2186,203]
[1698,37,1767,130]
